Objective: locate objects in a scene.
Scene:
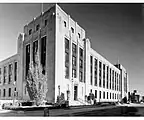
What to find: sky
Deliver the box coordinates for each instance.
[0,3,144,95]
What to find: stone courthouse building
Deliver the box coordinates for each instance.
[0,4,129,105]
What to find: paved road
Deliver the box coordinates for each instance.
[0,104,144,116]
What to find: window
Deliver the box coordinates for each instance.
[36,24,40,31]
[72,56,77,67]
[79,71,83,82]
[103,64,105,88]
[71,27,74,33]
[72,43,77,54]
[99,61,102,87]
[0,89,1,97]
[115,93,116,99]
[90,56,93,85]
[65,38,69,50]
[112,70,114,90]
[33,40,38,64]
[78,33,80,38]
[72,69,76,78]
[29,29,32,35]
[3,66,7,84]
[115,72,117,91]
[79,59,83,69]
[94,59,97,86]
[107,92,108,99]
[14,62,17,81]
[110,93,111,99]
[0,68,1,84]
[26,44,30,76]
[106,66,109,89]
[103,92,105,99]
[41,36,46,74]
[3,89,5,97]
[110,68,111,89]
[45,19,48,26]
[113,93,114,99]
[8,64,12,84]
[95,90,97,98]
[64,21,67,27]
[65,38,70,79]
[65,66,69,79]
[99,91,101,99]
[79,48,83,58]
[8,88,11,97]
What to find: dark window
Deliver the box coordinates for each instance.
[26,44,30,76]
[72,69,76,78]
[3,66,7,84]
[29,29,32,35]
[14,62,17,81]
[0,68,1,84]
[65,66,69,79]
[79,48,83,58]
[115,72,117,91]
[8,64,12,84]
[103,64,105,88]
[45,19,48,26]
[79,59,83,69]
[71,27,74,33]
[90,56,93,85]
[94,59,97,86]
[72,56,77,67]
[8,88,11,97]
[99,91,101,99]
[112,70,114,90]
[107,92,108,99]
[36,24,40,31]
[110,93,111,99]
[99,61,102,87]
[79,71,83,82]
[65,38,69,79]
[106,66,109,89]
[95,90,97,98]
[33,40,38,64]
[64,21,67,27]
[72,43,77,54]
[103,92,105,99]
[78,33,80,38]
[41,36,46,74]
[3,89,5,97]
[110,68,111,89]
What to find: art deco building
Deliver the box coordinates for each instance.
[0,4,129,105]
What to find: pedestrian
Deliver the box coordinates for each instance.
[44,107,49,116]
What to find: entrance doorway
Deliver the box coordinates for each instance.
[74,85,78,100]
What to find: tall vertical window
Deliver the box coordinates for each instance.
[103,64,105,88]
[109,68,111,89]
[0,68,1,84]
[8,88,11,97]
[72,43,77,78]
[106,66,109,89]
[95,90,97,98]
[65,38,69,79]
[90,56,93,85]
[33,40,38,64]
[117,73,119,91]
[110,93,111,99]
[14,62,17,81]
[94,59,97,86]
[8,64,12,84]
[71,27,74,33]
[26,44,30,76]
[3,89,5,97]
[45,19,48,26]
[99,91,101,99]
[41,36,46,74]
[119,74,121,91]
[107,92,108,99]
[115,72,117,91]
[0,89,1,97]
[79,48,83,82]
[99,61,102,87]
[112,70,114,90]
[103,92,105,99]
[64,21,67,27]
[3,66,7,84]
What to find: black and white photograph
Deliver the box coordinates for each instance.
[0,1,144,117]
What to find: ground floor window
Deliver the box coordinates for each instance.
[74,85,78,100]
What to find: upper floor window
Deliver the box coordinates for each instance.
[36,24,40,31]
[45,19,48,26]
[72,43,77,54]
[78,33,80,38]
[64,21,67,27]
[79,48,83,58]
[14,62,17,81]
[8,64,12,84]
[71,27,74,33]
[65,38,69,50]
[3,66,7,84]
[29,29,32,35]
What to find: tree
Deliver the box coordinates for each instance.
[26,52,48,106]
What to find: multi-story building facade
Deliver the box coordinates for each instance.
[0,4,129,105]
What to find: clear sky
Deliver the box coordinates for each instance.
[0,3,144,95]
